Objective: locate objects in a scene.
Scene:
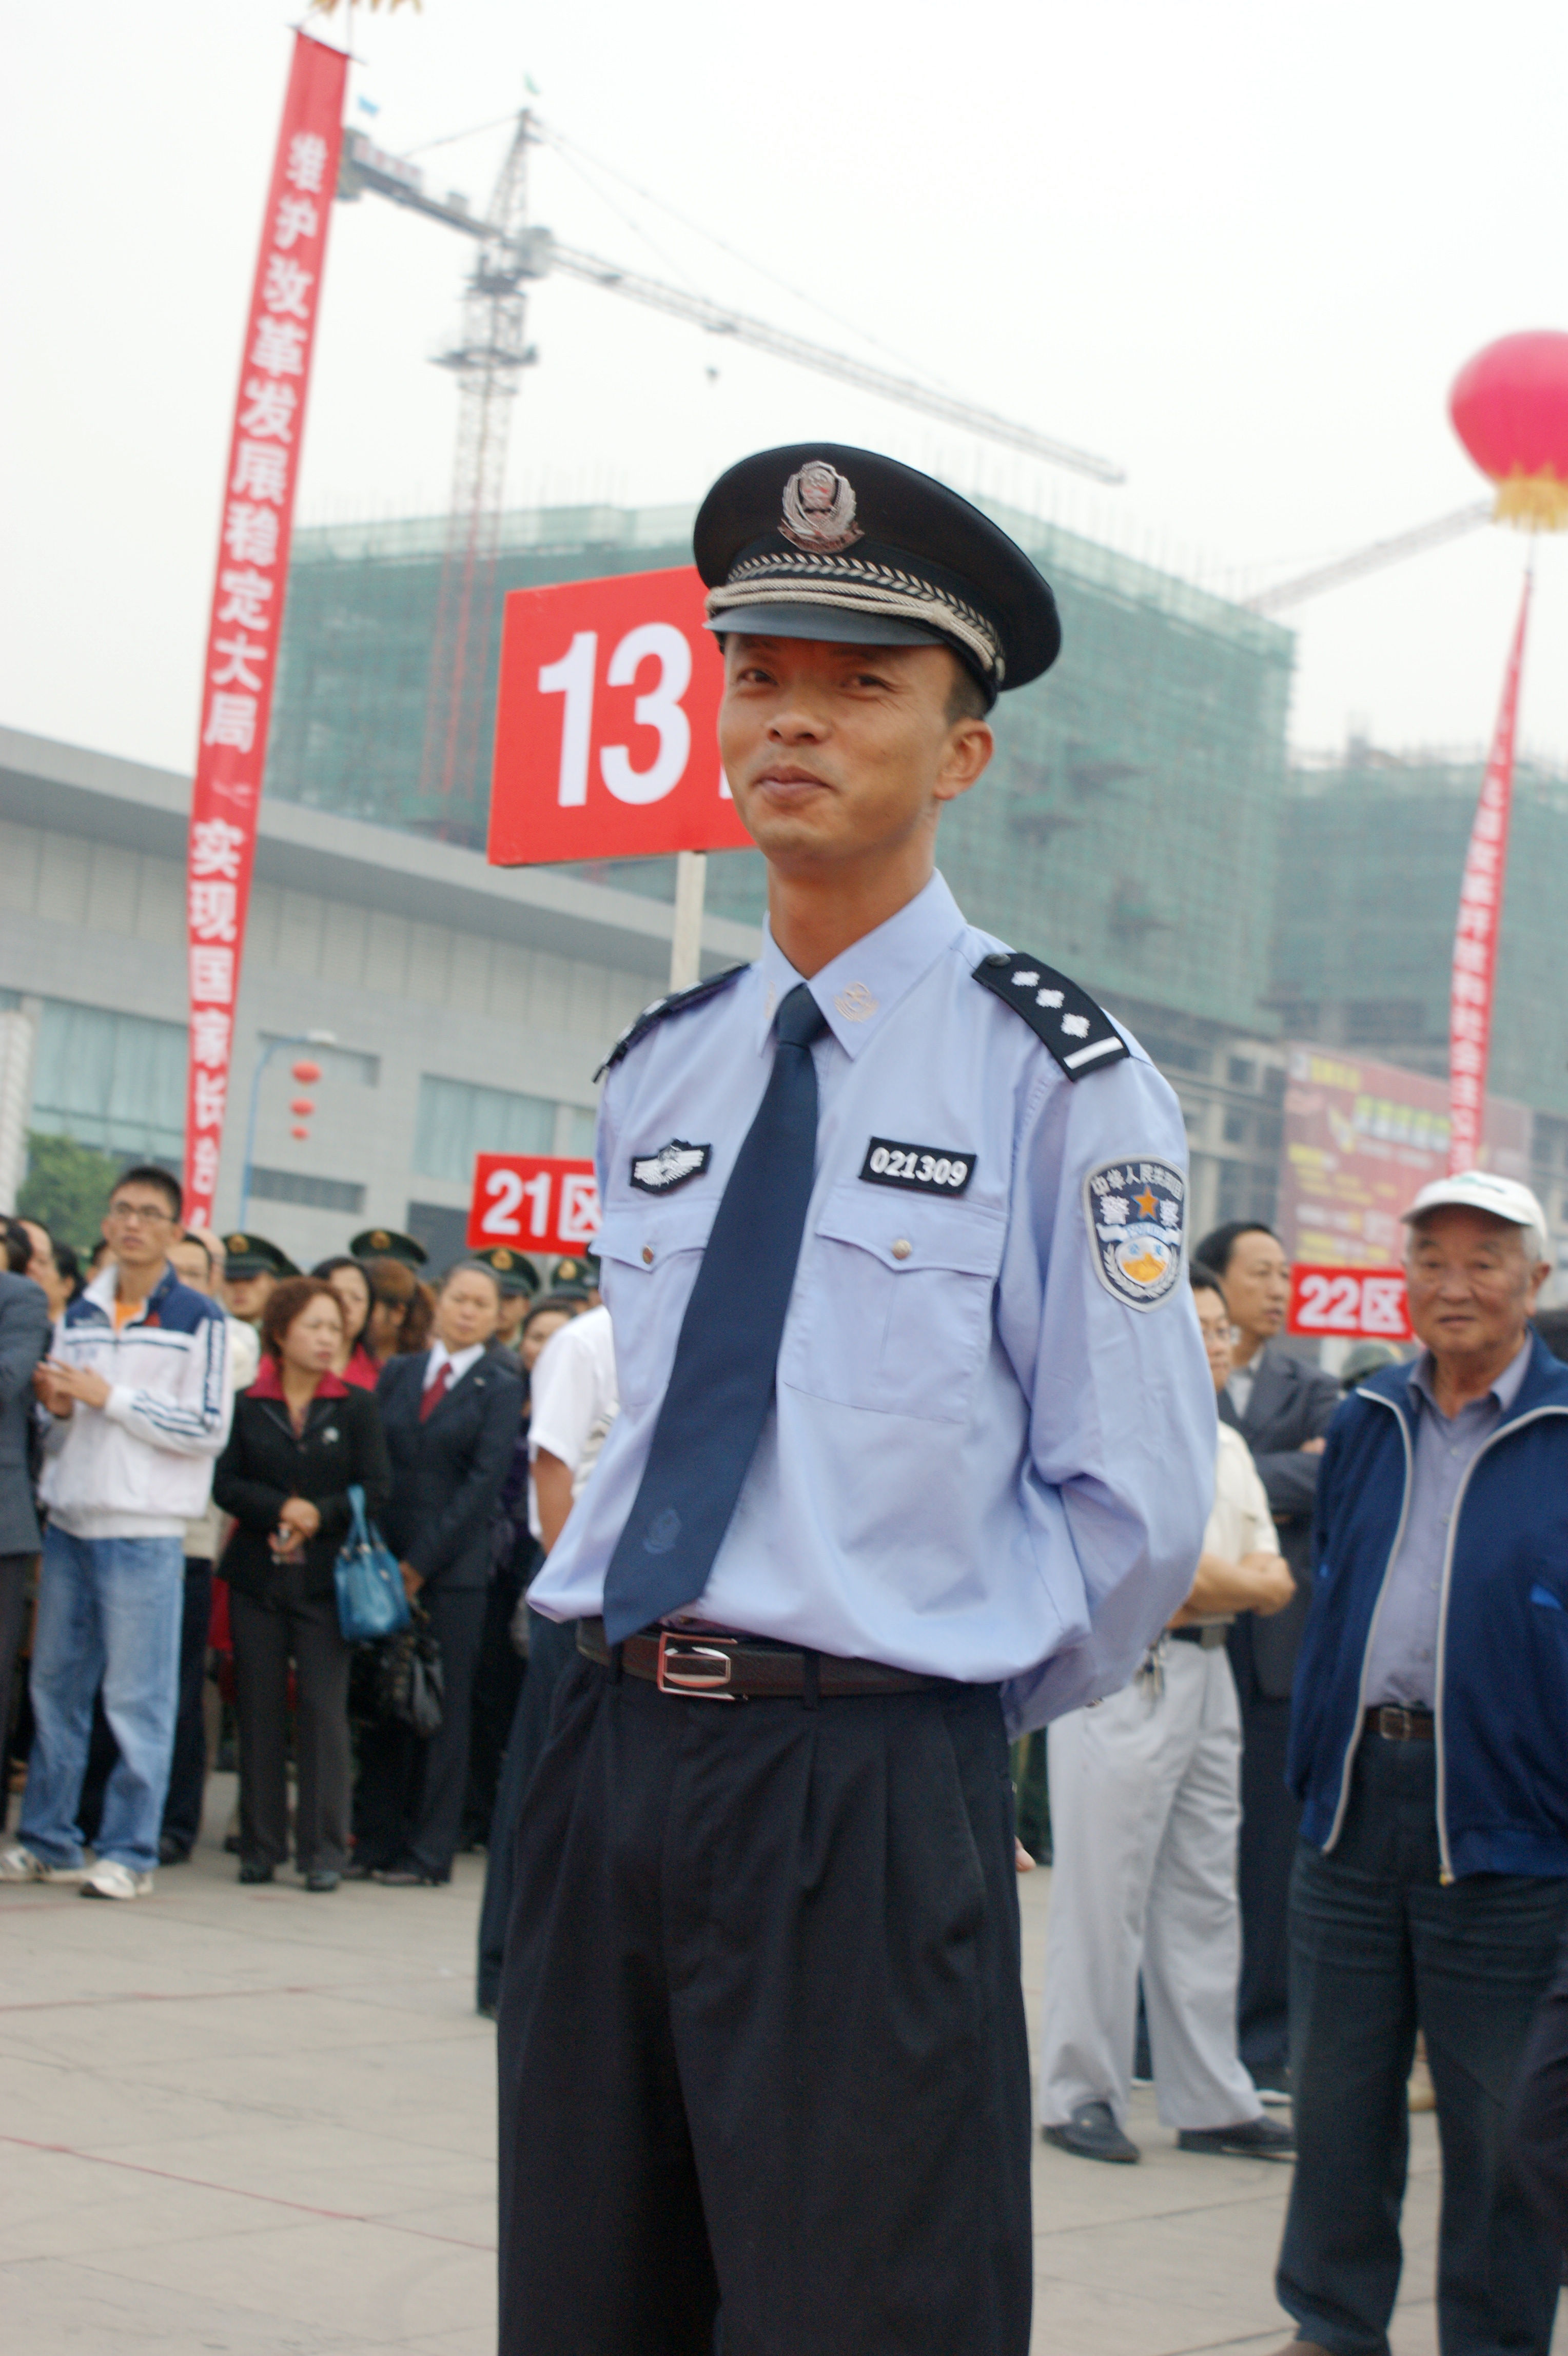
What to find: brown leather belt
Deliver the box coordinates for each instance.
[1365,1704,1436,1741]
[576,1617,938,1701]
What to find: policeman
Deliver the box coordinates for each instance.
[219,1232,297,1329]
[546,1251,599,1305]
[348,1226,427,1270]
[498,444,1215,2356]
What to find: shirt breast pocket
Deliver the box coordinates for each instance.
[781,1181,1006,1424]
[596,1201,717,1411]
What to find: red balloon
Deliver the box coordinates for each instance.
[290,1125,309,1140]
[291,1059,322,1084]
[289,1096,316,1116]
[1450,332,1568,527]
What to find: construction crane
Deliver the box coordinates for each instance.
[336,117,1124,822]
[1242,499,1492,616]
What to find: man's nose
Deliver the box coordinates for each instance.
[767,702,828,740]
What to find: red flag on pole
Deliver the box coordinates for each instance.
[182,33,347,1229]
[1447,574,1531,1176]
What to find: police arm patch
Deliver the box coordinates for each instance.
[1084,1159,1185,1310]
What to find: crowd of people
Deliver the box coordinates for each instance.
[0,1170,599,1935]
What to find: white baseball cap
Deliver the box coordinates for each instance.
[1402,1168,1549,1250]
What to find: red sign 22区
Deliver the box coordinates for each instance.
[487,566,755,866]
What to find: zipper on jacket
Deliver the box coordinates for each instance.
[1427,1401,1568,1882]
[1324,1389,1414,1853]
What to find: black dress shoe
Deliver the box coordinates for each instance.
[1178,2114,1295,2161]
[158,1836,191,1866]
[1042,2101,1140,2164]
[371,1866,443,1886]
[303,1870,340,1893]
[237,1861,273,1884]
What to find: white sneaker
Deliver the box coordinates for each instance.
[80,1859,154,1901]
[0,1841,88,1883]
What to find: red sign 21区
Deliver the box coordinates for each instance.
[467,1155,600,1259]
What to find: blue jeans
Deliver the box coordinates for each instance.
[1278,1736,1567,2356]
[21,1529,184,1874]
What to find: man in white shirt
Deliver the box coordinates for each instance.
[1038,1262,1297,2164]
[477,1305,617,2017]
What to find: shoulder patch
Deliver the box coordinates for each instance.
[972,951,1129,1078]
[594,964,750,1082]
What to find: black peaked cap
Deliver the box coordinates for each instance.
[694,443,1061,694]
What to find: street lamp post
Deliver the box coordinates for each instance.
[238,1029,336,1229]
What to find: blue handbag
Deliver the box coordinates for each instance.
[334,1484,411,1644]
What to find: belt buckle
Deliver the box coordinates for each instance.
[1378,1704,1414,1741]
[655,1631,739,1699]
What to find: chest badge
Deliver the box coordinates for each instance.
[859,1137,975,1195]
[631,1140,712,1195]
[1084,1160,1185,1311]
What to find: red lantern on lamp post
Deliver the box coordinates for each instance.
[1442,332,1568,1173]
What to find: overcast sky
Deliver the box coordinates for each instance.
[4,0,1565,780]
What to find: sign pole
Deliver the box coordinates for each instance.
[670,849,708,992]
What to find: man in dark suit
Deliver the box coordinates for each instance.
[358,1264,522,1884]
[1194,1221,1340,2094]
[0,1227,50,1802]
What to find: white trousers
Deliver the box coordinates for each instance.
[1037,1638,1261,2133]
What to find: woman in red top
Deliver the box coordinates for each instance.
[213,1279,390,1890]
[312,1256,380,1389]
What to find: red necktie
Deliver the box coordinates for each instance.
[419,1360,451,1423]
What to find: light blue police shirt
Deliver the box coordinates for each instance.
[530,870,1216,1732]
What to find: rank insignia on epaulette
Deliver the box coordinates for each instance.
[971,951,1129,1078]
[594,964,750,1082]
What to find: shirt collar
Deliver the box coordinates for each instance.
[1410,1333,1533,1420]
[754,870,969,1061]
[426,1340,484,1387]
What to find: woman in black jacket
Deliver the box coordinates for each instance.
[213,1276,391,1891]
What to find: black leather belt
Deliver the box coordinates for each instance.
[1366,1704,1436,1741]
[1169,1624,1230,1650]
[576,1617,938,1701]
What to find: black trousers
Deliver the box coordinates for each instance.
[0,1553,32,1811]
[354,1585,487,1880]
[1279,1738,1567,2356]
[1228,1632,1299,2077]
[231,1581,354,1874]
[160,1558,212,1854]
[477,1607,577,2009]
[1510,1927,1568,2252]
[496,1655,1031,2356]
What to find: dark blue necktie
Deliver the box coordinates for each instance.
[602,981,829,1643]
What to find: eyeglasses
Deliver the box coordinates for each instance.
[106,1203,175,1228]
[1200,1323,1242,1349]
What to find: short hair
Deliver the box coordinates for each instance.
[110,1163,182,1220]
[523,1293,583,1332]
[1189,1261,1228,1305]
[259,1275,343,1362]
[172,1233,213,1279]
[2,1218,30,1275]
[1193,1220,1278,1277]
[53,1240,83,1303]
[441,1259,503,1301]
[945,654,990,725]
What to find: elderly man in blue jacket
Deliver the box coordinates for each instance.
[1275,1169,1568,2356]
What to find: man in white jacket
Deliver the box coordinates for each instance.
[1,1166,231,1900]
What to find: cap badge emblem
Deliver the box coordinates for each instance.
[780,461,863,554]
[833,983,878,1023]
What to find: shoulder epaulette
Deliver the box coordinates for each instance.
[972,950,1129,1079]
[594,964,750,1082]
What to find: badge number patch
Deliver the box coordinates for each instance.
[1084,1159,1185,1310]
[859,1138,975,1195]
[630,1141,711,1195]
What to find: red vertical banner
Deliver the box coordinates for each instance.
[1448,575,1531,1176]
[182,33,347,1228]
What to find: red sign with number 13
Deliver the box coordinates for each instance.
[487,566,755,866]
[466,1155,600,1258]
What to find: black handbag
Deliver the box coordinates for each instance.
[351,1609,445,1737]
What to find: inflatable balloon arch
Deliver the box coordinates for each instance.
[1443,333,1568,1176]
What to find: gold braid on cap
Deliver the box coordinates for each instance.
[705,549,1005,685]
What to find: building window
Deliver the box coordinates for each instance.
[31,1000,186,1164]
[1227,1057,1257,1091]
[406,1201,474,1274]
[414,1075,556,1182]
[564,1106,596,1157]
[1223,1109,1251,1147]
[248,1167,365,1213]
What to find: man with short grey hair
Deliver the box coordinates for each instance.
[1275,1169,1568,2356]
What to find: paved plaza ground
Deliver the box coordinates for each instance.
[0,1773,1479,2355]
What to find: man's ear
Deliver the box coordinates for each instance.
[933,719,993,807]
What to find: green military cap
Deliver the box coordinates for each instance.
[350,1227,428,1270]
[550,1251,601,1301]
[221,1233,298,1280]
[470,1246,541,1299]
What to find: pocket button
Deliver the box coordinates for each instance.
[642,1245,654,1265]
[891,1239,912,1261]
